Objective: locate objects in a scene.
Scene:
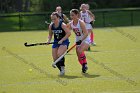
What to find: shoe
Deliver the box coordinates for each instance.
[91,42,96,46]
[60,66,65,76]
[82,63,88,73]
[88,47,91,51]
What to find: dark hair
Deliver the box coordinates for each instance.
[70,9,79,15]
[51,12,60,18]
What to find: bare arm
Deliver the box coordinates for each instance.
[63,14,69,23]
[47,24,53,43]
[87,10,95,21]
[79,20,88,41]
[67,22,72,30]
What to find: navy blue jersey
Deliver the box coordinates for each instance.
[58,13,64,22]
[51,21,66,41]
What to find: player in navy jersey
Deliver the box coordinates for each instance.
[47,12,71,76]
[56,6,69,23]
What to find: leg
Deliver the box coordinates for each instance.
[86,24,94,45]
[78,41,90,53]
[77,42,89,73]
[77,42,89,64]
[52,48,58,62]
[90,30,94,43]
[87,29,92,51]
[57,45,67,75]
[76,46,83,65]
[89,29,96,46]
[57,45,67,66]
[52,48,61,71]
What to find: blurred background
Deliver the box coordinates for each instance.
[0,0,140,31]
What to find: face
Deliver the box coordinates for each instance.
[81,4,86,12]
[70,12,78,20]
[56,7,62,13]
[51,15,59,23]
[86,4,89,10]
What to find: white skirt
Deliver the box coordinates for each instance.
[85,23,92,30]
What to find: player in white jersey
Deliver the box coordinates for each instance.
[67,9,90,73]
[85,4,95,27]
[80,4,96,48]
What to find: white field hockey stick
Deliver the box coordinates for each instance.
[45,21,51,25]
[52,44,76,68]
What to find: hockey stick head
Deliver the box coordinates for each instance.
[24,42,35,47]
[52,63,57,68]
[24,42,28,47]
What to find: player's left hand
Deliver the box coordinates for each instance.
[76,40,82,45]
[58,40,63,44]
[46,41,50,45]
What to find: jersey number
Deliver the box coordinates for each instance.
[55,33,60,39]
[73,28,81,36]
[75,32,81,36]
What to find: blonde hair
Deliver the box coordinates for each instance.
[80,3,86,10]
[86,4,90,10]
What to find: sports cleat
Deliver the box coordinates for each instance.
[82,63,88,73]
[91,42,96,46]
[60,66,65,76]
[88,47,91,51]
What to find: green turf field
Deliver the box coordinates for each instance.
[0,26,140,93]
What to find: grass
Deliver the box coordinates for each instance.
[0,26,140,93]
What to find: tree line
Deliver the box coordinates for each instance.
[0,0,140,13]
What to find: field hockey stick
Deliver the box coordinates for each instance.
[45,21,51,25]
[24,42,55,47]
[52,44,76,68]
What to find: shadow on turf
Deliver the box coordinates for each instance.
[60,74,100,79]
[86,50,100,52]
[60,75,81,79]
[82,73,100,78]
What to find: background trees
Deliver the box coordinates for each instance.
[0,0,140,13]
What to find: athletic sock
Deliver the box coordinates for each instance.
[90,31,94,43]
[56,61,61,71]
[60,57,65,66]
[78,52,87,65]
[78,56,83,65]
[60,57,65,76]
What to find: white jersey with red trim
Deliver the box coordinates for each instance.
[80,10,91,23]
[70,19,90,43]
[80,11,92,29]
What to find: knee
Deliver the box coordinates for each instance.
[57,52,61,57]
[77,48,82,55]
